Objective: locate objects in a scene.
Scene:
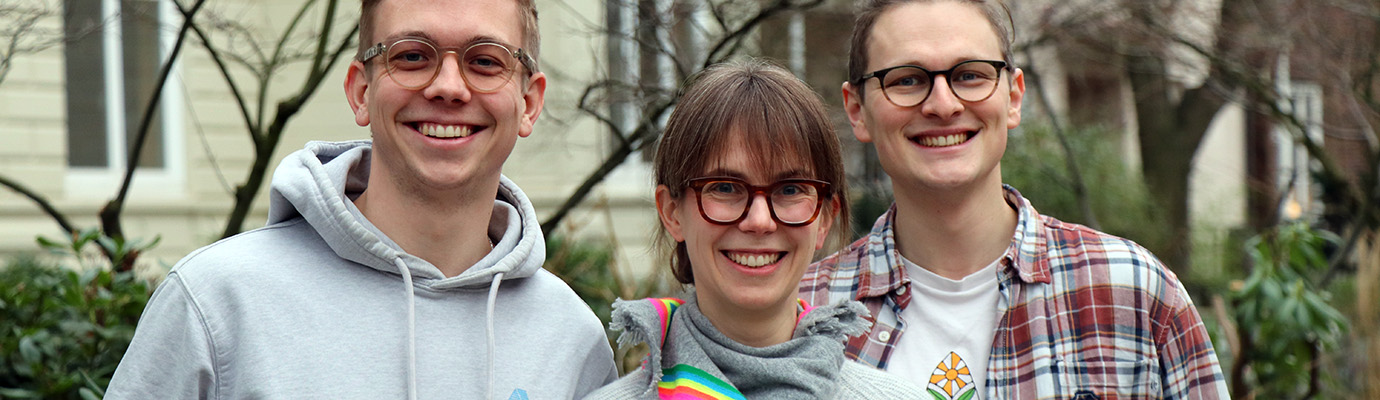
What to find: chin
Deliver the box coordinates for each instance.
[722,288,792,311]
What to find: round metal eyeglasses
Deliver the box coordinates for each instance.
[358,37,535,93]
[685,177,832,227]
[859,59,1009,107]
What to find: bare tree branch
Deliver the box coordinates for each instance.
[1020,59,1101,230]
[185,9,260,142]
[0,175,77,236]
[101,0,210,239]
[540,0,827,233]
[221,0,358,238]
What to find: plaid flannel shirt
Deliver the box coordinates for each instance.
[800,186,1230,399]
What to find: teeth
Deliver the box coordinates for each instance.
[420,123,473,138]
[726,252,782,268]
[917,133,968,147]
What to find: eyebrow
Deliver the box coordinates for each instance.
[380,31,514,49]
[891,57,1001,70]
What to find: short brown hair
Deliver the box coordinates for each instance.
[847,0,1013,97]
[358,0,541,72]
[654,59,850,285]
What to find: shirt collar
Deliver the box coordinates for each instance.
[855,185,1052,301]
[1001,185,1052,284]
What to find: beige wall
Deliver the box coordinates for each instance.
[0,0,663,278]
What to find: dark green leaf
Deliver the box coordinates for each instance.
[0,387,42,398]
[79,387,102,400]
[18,336,41,364]
[35,236,63,251]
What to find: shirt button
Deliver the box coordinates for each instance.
[878,331,891,342]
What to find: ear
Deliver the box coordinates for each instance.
[345,60,371,127]
[517,71,547,138]
[1006,67,1026,130]
[814,196,840,250]
[655,185,686,242]
[842,81,873,143]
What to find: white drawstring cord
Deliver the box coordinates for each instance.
[394,258,417,400]
[486,272,504,400]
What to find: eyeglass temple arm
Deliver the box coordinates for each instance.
[358,43,386,62]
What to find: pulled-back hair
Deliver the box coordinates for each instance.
[654,59,849,284]
[847,0,1013,97]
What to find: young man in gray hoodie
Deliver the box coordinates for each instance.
[106,0,617,398]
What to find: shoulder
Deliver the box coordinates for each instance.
[801,233,873,297]
[168,218,324,288]
[173,218,318,272]
[503,269,608,334]
[582,369,653,400]
[807,233,870,276]
[519,269,598,309]
[1034,214,1193,309]
[835,361,927,398]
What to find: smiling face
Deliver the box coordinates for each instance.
[656,131,836,315]
[345,0,545,199]
[843,0,1023,194]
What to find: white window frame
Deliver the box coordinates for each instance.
[1275,81,1324,221]
[65,0,185,199]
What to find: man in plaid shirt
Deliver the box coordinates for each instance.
[799,1,1231,399]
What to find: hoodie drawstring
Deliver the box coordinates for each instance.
[394,258,418,400]
[486,272,504,400]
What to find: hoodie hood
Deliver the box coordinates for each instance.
[266,140,546,289]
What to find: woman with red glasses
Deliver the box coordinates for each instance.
[585,59,923,399]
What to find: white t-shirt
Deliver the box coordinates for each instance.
[886,256,1004,400]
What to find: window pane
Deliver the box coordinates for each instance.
[64,0,108,167]
[121,0,163,168]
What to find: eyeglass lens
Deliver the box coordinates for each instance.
[384,39,519,92]
[880,60,1002,107]
[697,180,821,225]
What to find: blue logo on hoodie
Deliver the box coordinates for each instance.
[507,389,528,400]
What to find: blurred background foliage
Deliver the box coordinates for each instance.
[0,252,150,398]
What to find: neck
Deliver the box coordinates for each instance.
[891,181,1016,280]
[354,176,500,278]
[695,292,798,348]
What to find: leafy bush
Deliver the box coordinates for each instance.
[1230,222,1347,398]
[1004,124,1169,254]
[35,228,160,274]
[0,255,150,399]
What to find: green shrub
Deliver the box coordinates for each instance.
[0,255,150,399]
[1230,222,1347,398]
[1004,123,1170,256]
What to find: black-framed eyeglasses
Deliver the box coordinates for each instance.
[685,177,832,227]
[357,37,536,92]
[858,60,1009,107]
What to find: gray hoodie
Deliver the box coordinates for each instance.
[107,140,616,399]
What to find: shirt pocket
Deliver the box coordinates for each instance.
[1053,357,1161,399]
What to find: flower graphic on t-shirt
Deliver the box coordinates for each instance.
[928,352,977,400]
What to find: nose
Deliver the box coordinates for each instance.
[736,194,778,234]
[920,75,963,120]
[422,51,472,103]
